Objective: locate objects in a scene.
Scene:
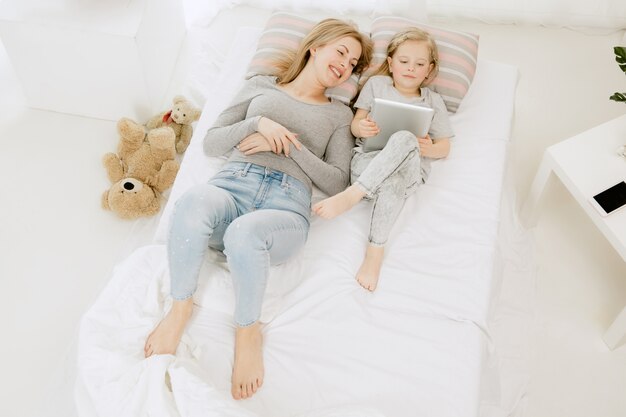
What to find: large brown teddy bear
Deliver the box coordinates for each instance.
[102,118,179,219]
[145,95,201,154]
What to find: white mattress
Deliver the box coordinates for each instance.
[76,24,519,417]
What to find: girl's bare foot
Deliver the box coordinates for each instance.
[231,323,264,400]
[356,245,384,291]
[144,298,193,357]
[312,184,366,219]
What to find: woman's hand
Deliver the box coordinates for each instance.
[257,117,302,157]
[358,115,380,138]
[237,133,274,156]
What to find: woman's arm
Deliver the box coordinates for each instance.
[289,124,354,196]
[203,77,264,157]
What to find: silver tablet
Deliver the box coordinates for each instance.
[362,97,435,152]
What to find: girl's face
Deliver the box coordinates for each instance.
[387,40,434,93]
[310,36,362,88]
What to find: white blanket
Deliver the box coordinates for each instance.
[76,25,519,417]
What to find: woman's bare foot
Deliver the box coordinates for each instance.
[144,298,193,357]
[312,184,366,219]
[356,245,385,291]
[231,323,264,400]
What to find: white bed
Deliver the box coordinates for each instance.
[76,12,521,417]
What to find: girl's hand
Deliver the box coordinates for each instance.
[358,115,380,138]
[257,117,302,157]
[237,133,275,156]
[417,134,435,157]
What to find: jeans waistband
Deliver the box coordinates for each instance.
[222,162,305,188]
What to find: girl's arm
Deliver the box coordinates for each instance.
[424,92,454,157]
[418,136,450,159]
[351,108,368,137]
[351,108,380,138]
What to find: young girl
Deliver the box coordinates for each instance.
[313,28,453,292]
[144,19,372,400]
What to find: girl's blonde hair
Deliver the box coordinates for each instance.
[373,28,439,87]
[272,18,373,85]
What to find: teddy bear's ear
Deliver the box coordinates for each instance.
[173,95,186,104]
[101,190,111,210]
[191,108,201,122]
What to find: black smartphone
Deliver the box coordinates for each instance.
[589,180,626,217]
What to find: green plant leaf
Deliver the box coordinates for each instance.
[615,46,626,73]
[610,92,626,102]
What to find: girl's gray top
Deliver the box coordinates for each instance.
[203,75,355,196]
[354,75,454,140]
[353,75,455,179]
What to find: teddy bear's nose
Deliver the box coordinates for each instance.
[121,178,143,193]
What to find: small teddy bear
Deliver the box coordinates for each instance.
[102,118,180,219]
[145,95,201,154]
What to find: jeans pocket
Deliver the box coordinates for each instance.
[211,167,243,180]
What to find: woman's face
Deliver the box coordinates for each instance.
[387,40,434,92]
[310,36,362,87]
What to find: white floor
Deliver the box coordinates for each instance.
[1,14,626,417]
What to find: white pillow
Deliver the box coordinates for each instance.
[427,0,626,32]
[235,0,427,20]
[182,1,428,28]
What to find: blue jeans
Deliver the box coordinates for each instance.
[167,162,311,326]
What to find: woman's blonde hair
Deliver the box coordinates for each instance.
[373,28,439,86]
[272,18,373,85]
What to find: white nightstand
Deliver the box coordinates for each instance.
[522,114,626,349]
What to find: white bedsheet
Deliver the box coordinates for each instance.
[76,24,519,417]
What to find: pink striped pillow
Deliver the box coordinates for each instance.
[365,16,479,113]
[245,12,360,104]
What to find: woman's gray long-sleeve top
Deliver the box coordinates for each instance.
[203,75,354,196]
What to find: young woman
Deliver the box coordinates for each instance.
[313,28,454,292]
[143,18,372,400]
